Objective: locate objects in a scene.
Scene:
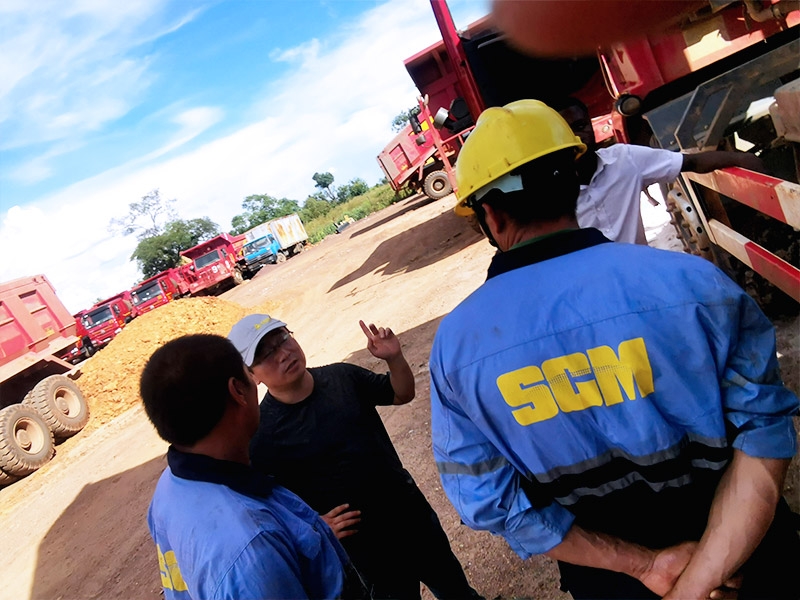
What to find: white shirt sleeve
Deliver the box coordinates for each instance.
[577,145,684,244]
[622,144,684,187]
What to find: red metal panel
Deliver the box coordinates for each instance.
[0,275,76,373]
[605,6,799,100]
[687,168,795,227]
[745,241,800,303]
[0,300,28,361]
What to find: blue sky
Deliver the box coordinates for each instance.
[0,0,488,313]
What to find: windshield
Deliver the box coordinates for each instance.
[195,249,221,269]
[82,306,114,329]
[244,238,268,253]
[131,282,162,305]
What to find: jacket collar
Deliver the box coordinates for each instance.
[167,446,275,498]
[487,227,611,280]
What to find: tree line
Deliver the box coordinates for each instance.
[109,172,376,279]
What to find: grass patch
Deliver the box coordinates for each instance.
[304,184,405,244]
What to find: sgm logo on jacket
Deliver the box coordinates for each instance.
[497,337,654,425]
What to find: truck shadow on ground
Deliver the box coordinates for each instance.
[329,208,484,293]
[31,456,165,600]
[349,193,437,239]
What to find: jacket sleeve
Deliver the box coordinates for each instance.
[212,532,312,600]
[715,286,799,458]
[429,354,575,559]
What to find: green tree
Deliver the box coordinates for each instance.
[108,189,177,240]
[312,172,336,201]
[229,194,300,235]
[391,106,418,132]
[336,178,370,204]
[299,196,333,223]
[131,217,219,278]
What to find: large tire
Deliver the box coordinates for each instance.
[0,468,19,487]
[276,252,287,264]
[293,242,305,254]
[0,404,55,477]
[232,268,244,285]
[83,338,96,358]
[24,375,89,440]
[423,170,453,200]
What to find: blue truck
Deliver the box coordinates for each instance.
[238,234,283,278]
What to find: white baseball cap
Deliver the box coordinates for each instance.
[227,314,288,366]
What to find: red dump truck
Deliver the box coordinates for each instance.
[402,0,799,306]
[179,233,244,296]
[79,290,137,356]
[130,268,190,316]
[377,96,470,200]
[0,275,90,486]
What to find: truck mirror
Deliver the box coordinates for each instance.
[409,111,423,135]
[433,107,451,130]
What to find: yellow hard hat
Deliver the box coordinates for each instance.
[454,99,586,217]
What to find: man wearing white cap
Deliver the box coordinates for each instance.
[227,314,481,600]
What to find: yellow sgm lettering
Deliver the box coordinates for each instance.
[497,366,559,425]
[542,352,603,412]
[587,337,654,406]
[157,545,172,590]
[156,545,188,592]
[164,550,188,592]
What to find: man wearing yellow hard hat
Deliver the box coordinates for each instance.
[431,100,800,600]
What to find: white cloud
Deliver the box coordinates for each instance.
[131,106,225,164]
[0,0,197,149]
[0,0,489,313]
[270,38,322,64]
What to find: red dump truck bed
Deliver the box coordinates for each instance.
[0,275,78,386]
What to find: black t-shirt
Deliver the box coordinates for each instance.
[250,363,410,515]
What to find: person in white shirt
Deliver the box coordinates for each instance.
[555,97,764,245]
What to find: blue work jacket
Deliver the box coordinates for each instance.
[148,448,350,599]
[430,229,798,559]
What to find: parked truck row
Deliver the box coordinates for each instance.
[65,214,309,363]
[381,0,799,306]
[0,215,308,487]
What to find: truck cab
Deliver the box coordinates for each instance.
[180,233,244,296]
[240,235,281,277]
[130,268,189,315]
[80,292,136,352]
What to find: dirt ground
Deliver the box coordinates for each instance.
[1,193,797,600]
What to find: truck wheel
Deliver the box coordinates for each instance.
[232,268,244,285]
[423,170,453,200]
[0,404,55,477]
[0,468,19,487]
[276,252,287,264]
[82,337,96,358]
[293,242,305,254]
[24,375,89,440]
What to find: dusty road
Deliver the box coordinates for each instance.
[1,193,797,599]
